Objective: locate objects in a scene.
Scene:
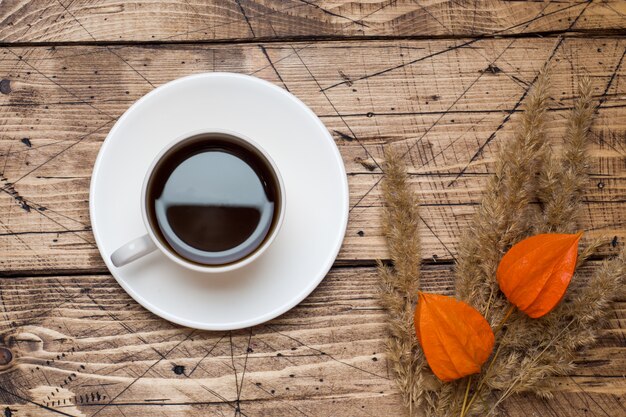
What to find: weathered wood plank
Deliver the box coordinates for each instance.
[0,0,625,43]
[0,38,624,273]
[0,263,623,416]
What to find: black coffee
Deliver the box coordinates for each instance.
[146,133,281,266]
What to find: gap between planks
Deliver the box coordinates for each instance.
[2,30,626,49]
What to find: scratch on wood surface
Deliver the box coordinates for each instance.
[288,44,383,172]
[235,0,256,38]
[0,2,625,416]
[54,0,155,88]
[0,179,30,212]
[2,48,116,119]
[198,383,250,416]
[348,0,569,211]
[83,291,172,361]
[295,0,368,28]
[353,0,398,27]
[88,330,196,417]
[0,387,77,416]
[4,119,114,188]
[347,33,530,213]
[320,0,582,92]
[250,382,312,417]
[567,376,612,417]
[265,324,389,380]
[158,2,308,42]
[187,334,226,377]
[233,329,253,416]
[249,44,313,77]
[448,0,592,186]
[258,45,289,91]
[599,46,626,106]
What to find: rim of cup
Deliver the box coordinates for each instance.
[140,128,286,273]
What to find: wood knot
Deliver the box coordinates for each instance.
[0,79,11,95]
[172,364,185,375]
[0,347,13,366]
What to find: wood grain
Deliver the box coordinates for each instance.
[0,38,624,273]
[0,263,624,417]
[0,0,625,43]
[0,2,625,416]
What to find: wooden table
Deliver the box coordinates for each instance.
[0,1,624,416]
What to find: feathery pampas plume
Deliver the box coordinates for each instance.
[536,76,595,233]
[378,147,428,415]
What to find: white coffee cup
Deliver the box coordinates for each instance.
[110,128,286,273]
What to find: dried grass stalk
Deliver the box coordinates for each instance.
[380,68,624,417]
[473,76,624,414]
[485,77,606,395]
[378,147,428,414]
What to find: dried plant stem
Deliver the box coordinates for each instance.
[461,340,503,417]
[461,306,514,417]
[483,288,495,318]
[493,305,515,335]
[378,147,426,414]
[576,235,607,269]
[482,76,609,404]
[486,319,576,416]
[459,376,471,417]
[455,73,620,416]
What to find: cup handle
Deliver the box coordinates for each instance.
[110,234,157,267]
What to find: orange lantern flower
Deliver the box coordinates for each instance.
[414,292,495,382]
[497,232,583,318]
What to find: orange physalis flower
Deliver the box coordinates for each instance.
[414,292,495,382]
[497,232,583,318]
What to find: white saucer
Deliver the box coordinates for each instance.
[90,73,349,330]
